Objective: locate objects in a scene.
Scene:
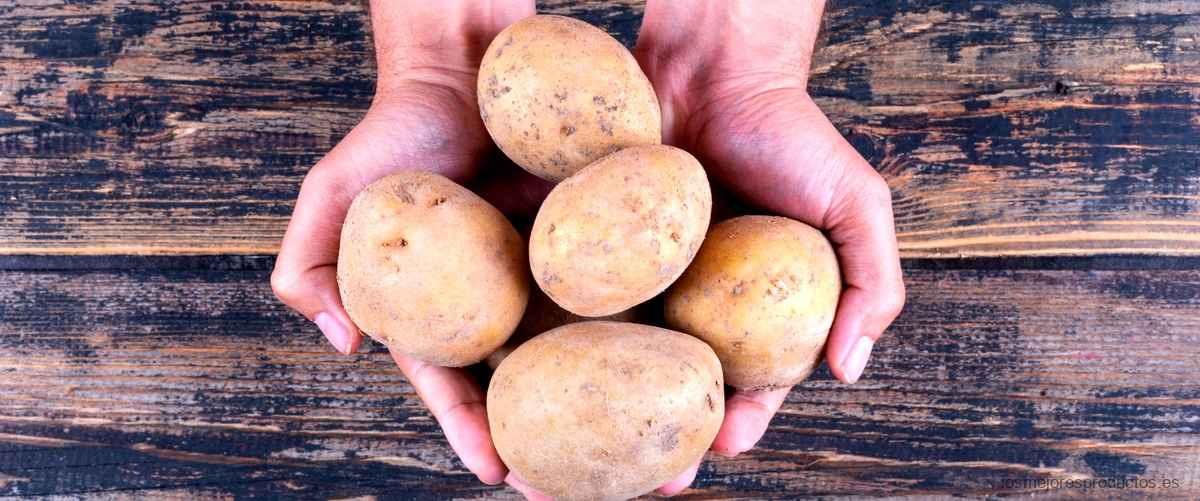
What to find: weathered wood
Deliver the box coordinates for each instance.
[814,1,1200,257]
[0,265,1196,498]
[0,0,373,256]
[0,1,1197,257]
[1,1,1198,498]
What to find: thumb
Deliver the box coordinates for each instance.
[820,171,905,384]
[271,161,366,355]
[817,136,905,385]
[704,94,905,384]
[270,263,361,356]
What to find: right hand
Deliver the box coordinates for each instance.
[633,0,905,493]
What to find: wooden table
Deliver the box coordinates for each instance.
[2,1,1198,498]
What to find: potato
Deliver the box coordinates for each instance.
[665,216,841,390]
[529,145,712,317]
[478,15,661,182]
[483,285,648,370]
[336,172,529,367]
[488,321,723,501]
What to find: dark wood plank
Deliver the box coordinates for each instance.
[0,0,372,255]
[1,1,1198,257]
[812,1,1200,257]
[0,265,1196,498]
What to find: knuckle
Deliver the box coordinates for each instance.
[305,161,340,188]
[878,284,907,320]
[306,160,364,204]
[840,171,894,217]
[862,174,893,207]
[269,266,302,305]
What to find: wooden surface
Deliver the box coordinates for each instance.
[0,0,1197,257]
[0,0,1198,499]
[2,262,1198,498]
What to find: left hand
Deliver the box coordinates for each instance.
[271,0,552,490]
[633,1,907,494]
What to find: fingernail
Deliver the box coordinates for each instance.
[506,473,542,500]
[713,447,738,459]
[840,336,874,384]
[314,312,353,355]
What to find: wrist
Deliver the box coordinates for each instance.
[370,0,534,100]
[637,0,824,86]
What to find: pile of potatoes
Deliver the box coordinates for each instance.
[336,15,841,501]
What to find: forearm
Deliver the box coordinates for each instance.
[369,0,534,94]
[638,0,825,83]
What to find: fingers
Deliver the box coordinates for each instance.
[825,285,903,384]
[270,263,361,355]
[688,95,905,387]
[505,472,555,501]
[470,158,555,220]
[749,102,902,385]
[272,103,476,355]
[823,166,906,384]
[655,461,701,496]
[507,464,701,499]
[391,351,508,485]
[272,164,365,355]
[711,386,792,457]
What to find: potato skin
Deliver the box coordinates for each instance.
[665,216,841,390]
[488,321,724,501]
[483,285,647,370]
[336,172,529,367]
[478,15,662,182]
[529,145,712,317]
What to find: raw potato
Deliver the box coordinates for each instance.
[478,15,662,181]
[336,172,529,367]
[483,285,646,370]
[488,321,724,501]
[665,216,841,390]
[529,145,712,317]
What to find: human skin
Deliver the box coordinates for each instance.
[272,0,905,498]
[271,0,548,490]
[634,1,906,491]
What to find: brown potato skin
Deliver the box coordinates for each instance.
[478,15,662,182]
[529,145,712,317]
[488,321,724,501]
[336,172,529,367]
[483,285,647,370]
[665,216,841,390]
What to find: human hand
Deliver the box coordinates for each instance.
[270,3,706,498]
[270,0,546,487]
[634,0,906,490]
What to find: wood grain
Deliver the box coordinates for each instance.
[0,0,372,256]
[813,1,1200,257]
[0,1,1197,257]
[0,265,1196,498]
